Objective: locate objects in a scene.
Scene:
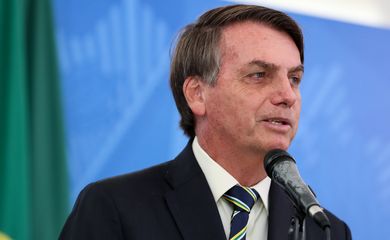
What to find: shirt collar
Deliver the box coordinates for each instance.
[192,137,271,212]
[250,174,271,212]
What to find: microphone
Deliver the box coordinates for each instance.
[264,149,331,230]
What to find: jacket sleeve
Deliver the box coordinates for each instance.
[59,183,124,240]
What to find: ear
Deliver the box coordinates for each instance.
[183,76,206,116]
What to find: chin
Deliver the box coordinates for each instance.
[264,140,290,152]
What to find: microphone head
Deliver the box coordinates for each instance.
[264,149,295,177]
[263,149,331,230]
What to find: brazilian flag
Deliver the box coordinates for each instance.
[0,0,69,239]
[0,232,11,240]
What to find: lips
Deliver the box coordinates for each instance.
[259,116,294,133]
[263,117,292,127]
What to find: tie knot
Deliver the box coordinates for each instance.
[223,185,260,212]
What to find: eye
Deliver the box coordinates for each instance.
[289,75,302,86]
[248,72,266,80]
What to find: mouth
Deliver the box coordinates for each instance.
[263,118,291,126]
[259,117,293,133]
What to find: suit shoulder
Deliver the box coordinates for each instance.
[87,160,174,197]
[324,209,352,239]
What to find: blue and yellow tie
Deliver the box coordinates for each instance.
[223,185,260,240]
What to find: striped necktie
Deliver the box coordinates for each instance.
[223,185,260,240]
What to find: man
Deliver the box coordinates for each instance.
[60,4,351,240]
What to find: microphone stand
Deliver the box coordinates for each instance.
[287,210,332,240]
[288,212,306,240]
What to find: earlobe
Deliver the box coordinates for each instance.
[183,76,206,116]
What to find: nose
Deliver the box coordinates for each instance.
[270,76,299,108]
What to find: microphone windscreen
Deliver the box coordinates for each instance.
[264,149,295,177]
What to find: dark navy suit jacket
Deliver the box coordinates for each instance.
[60,141,352,239]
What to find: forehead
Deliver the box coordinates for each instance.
[219,21,301,67]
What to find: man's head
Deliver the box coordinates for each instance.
[170,4,304,139]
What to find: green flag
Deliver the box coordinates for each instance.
[0,0,69,239]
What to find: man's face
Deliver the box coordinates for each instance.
[202,21,303,154]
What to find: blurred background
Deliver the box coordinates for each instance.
[1,0,389,239]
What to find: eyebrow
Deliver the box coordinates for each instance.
[247,59,304,73]
[290,64,304,73]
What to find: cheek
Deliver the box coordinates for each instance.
[295,102,301,116]
[205,90,233,122]
[294,91,302,115]
[208,92,248,129]
[293,101,302,130]
[206,82,258,123]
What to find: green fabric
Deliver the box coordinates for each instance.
[0,0,69,239]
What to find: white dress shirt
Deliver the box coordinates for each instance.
[192,137,271,240]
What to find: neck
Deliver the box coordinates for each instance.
[196,134,268,187]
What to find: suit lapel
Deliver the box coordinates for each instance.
[163,141,302,240]
[164,141,226,240]
[268,181,297,240]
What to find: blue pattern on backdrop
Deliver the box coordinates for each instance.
[53,0,390,239]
